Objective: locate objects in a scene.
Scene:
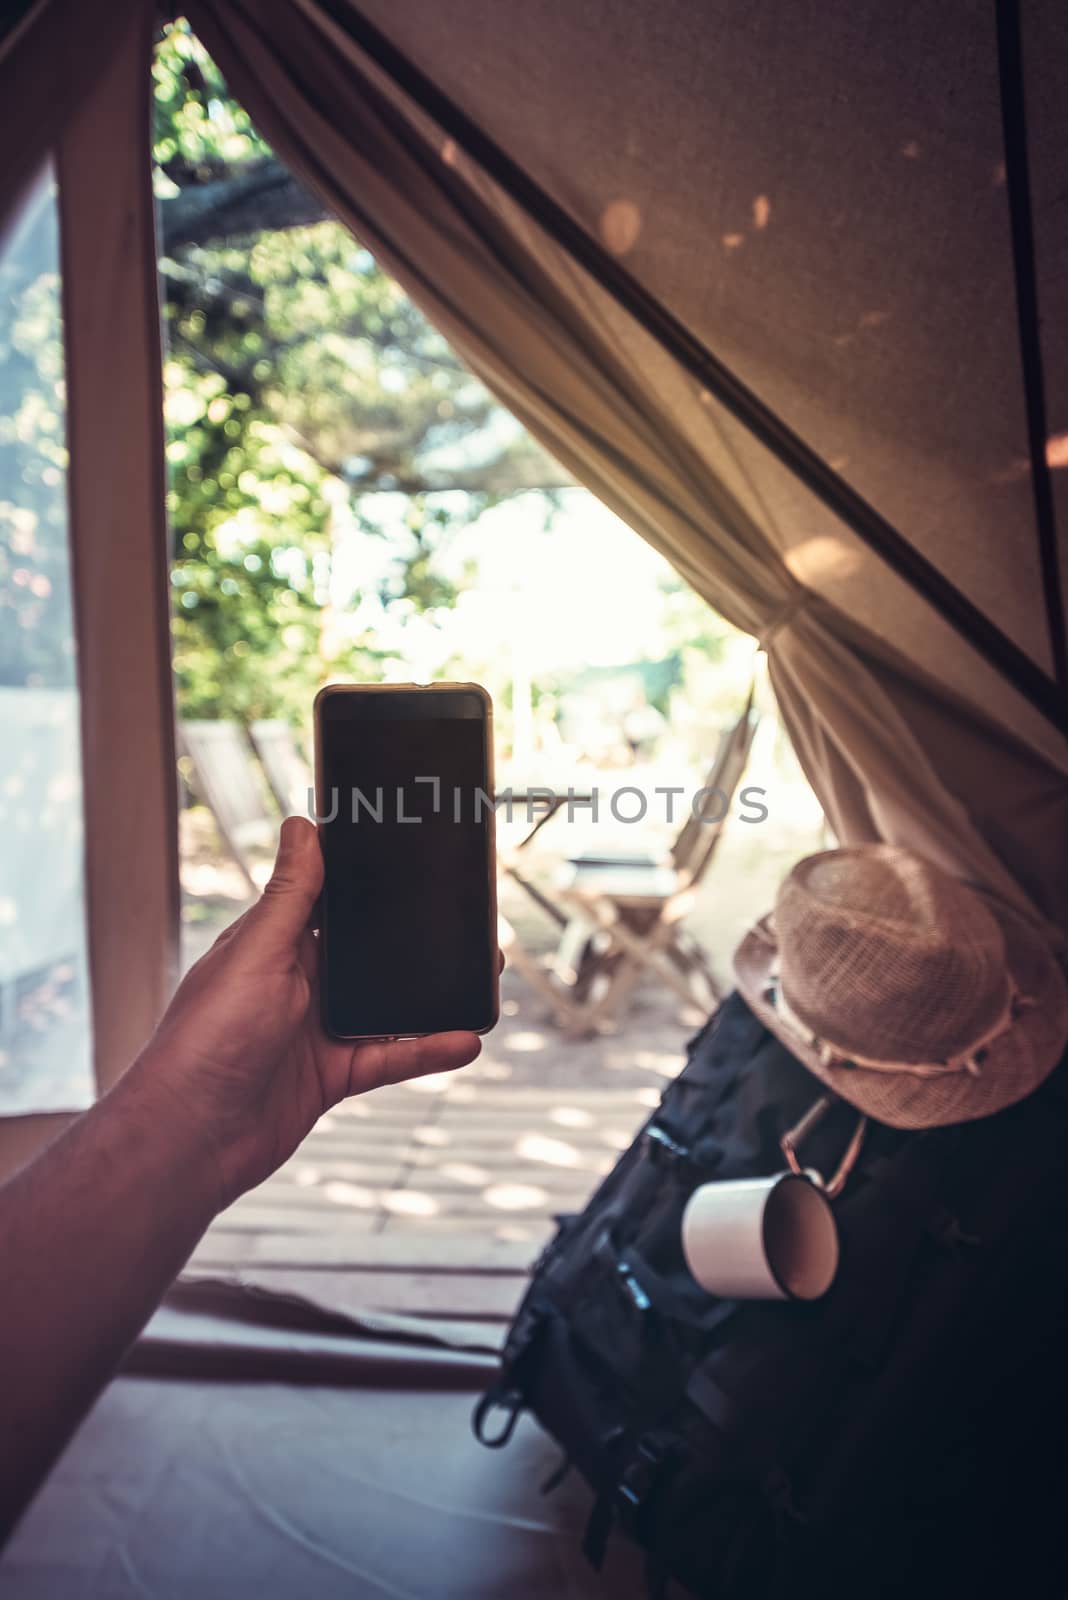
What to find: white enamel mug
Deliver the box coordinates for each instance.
[681,1172,839,1302]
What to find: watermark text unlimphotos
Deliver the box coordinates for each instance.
[309,782,769,826]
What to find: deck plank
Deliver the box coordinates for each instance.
[181,1265,526,1321]
[190,1229,541,1271]
[196,1076,632,1289]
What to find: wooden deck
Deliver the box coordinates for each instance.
[185,968,687,1345]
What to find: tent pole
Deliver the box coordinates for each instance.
[313,0,1068,738]
[994,0,1067,700]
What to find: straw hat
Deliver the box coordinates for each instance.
[733,845,1068,1129]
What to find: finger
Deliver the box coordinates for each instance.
[348,1031,481,1094]
[249,816,323,947]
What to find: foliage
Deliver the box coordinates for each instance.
[154,21,565,726]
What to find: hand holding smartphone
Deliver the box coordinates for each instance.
[314,683,499,1041]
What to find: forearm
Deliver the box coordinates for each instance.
[0,1057,220,1541]
[0,817,477,1544]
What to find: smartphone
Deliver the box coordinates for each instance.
[313,682,499,1040]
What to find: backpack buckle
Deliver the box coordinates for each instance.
[643,1123,691,1169]
[615,1262,652,1313]
[617,1438,664,1519]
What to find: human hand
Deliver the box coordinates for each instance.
[128,816,485,1211]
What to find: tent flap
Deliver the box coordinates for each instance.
[316,0,1068,734]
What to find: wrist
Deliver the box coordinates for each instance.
[102,1051,228,1223]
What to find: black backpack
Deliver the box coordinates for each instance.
[474,992,1068,1598]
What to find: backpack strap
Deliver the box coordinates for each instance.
[582,1434,673,1568]
[582,1490,616,1570]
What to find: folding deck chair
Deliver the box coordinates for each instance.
[178,720,279,892]
[250,718,314,818]
[550,693,760,1032]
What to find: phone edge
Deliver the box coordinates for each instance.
[313,681,500,1042]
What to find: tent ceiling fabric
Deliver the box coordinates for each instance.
[345,0,1066,682]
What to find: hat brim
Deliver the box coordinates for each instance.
[733,903,1068,1130]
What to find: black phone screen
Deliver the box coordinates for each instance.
[316,687,497,1038]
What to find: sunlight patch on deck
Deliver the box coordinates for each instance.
[516,1134,580,1168]
[483,1183,549,1211]
[550,1106,594,1128]
[383,1190,439,1217]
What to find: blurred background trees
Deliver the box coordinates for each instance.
[155,22,582,733]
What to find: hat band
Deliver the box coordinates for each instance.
[772,975,1031,1082]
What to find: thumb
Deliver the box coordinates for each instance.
[254,816,323,944]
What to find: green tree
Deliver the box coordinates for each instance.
[154,21,569,724]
